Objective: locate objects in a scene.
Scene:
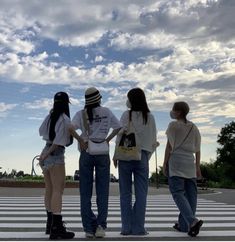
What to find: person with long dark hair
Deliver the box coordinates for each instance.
[38,91,85,240]
[163,101,203,237]
[72,87,121,238]
[114,87,157,235]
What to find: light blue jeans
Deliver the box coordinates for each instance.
[168,176,197,232]
[79,151,110,233]
[118,150,149,235]
[41,144,65,171]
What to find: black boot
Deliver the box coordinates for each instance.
[49,214,75,240]
[46,211,52,234]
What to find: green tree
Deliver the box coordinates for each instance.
[200,161,219,182]
[215,121,235,182]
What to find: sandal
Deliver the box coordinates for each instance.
[173,223,181,232]
[188,220,203,237]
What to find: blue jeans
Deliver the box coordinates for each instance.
[118,150,149,235]
[79,151,110,233]
[41,144,65,171]
[168,176,197,232]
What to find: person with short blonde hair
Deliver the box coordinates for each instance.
[163,101,203,237]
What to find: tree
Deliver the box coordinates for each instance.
[215,121,235,181]
[16,171,24,177]
[200,161,219,182]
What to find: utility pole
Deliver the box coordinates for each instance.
[155,150,159,188]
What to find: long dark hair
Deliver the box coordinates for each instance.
[85,102,100,123]
[127,88,150,124]
[48,93,73,145]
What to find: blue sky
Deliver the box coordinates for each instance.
[0,0,235,177]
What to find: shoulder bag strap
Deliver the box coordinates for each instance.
[174,124,194,151]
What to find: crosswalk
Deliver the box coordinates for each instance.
[0,195,235,240]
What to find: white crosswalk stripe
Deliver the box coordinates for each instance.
[0,195,235,240]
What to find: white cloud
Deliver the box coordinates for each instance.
[0,0,234,164]
[95,55,104,63]
[0,102,17,118]
[110,31,176,50]
[20,87,30,93]
[0,102,17,112]
[24,98,52,110]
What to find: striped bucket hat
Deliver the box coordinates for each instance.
[85,87,102,106]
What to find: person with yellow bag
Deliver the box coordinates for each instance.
[113,87,157,236]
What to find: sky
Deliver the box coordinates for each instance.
[0,0,235,177]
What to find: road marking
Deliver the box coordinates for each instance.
[0,195,234,240]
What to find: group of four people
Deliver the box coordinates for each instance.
[38,87,203,240]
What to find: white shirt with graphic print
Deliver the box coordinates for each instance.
[72,106,121,149]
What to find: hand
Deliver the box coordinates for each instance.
[37,155,46,167]
[79,140,88,151]
[105,139,110,145]
[196,166,202,179]
[113,159,118,168]
[153,141,160,149]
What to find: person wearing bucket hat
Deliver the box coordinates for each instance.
[72,87,122,238]
[85,87,102,106]
[38,91,85,240]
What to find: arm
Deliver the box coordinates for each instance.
[68,125,87,151]
[105,128,122,143]
[195,151,202,178]
[195,126,202,178]
[163,140,172,177]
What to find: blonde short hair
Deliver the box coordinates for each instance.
[173,101,190,118]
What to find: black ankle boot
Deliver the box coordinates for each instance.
[46,211,52,234]
[49,214,75,240]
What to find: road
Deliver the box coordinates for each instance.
[0,183,235,241]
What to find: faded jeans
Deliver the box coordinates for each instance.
[118,150,149,235]
[168,176,197,232]
[79,151,110,233]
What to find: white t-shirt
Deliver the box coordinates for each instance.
[120,110,157,153]
[72,106,121,145]
[166,120,201,154]
[166,120,201,178]
[39,113,72,147]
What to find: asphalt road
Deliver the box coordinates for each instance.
[0,183,235,205]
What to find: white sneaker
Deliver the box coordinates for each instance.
[85,232,94,238]
[95,225,105,238]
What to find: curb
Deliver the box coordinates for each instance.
[0,180,79,188]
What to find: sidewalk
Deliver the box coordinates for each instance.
[0,183,210,197]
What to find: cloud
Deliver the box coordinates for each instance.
[139,0,235,43]
[0,102,17,112]
[0,0,234,155]
[0,102,17,118]
[192,75,235,90]
[95,55,104,63]
[24,98,52,110]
